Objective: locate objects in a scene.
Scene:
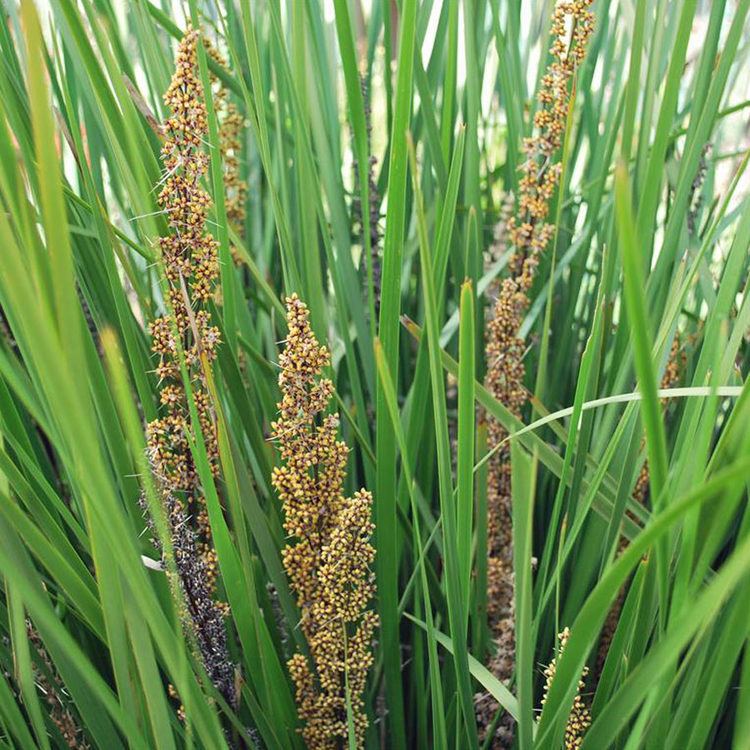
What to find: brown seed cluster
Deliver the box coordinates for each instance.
[143,27,235,707]
[205,40,248,258]
[540,628,591,749]
[485,193,515,273]
[508,0,594,288]
[272,295,378,749]
[147,26,221,584]
[478,2,594,747]
[477,276,526,747]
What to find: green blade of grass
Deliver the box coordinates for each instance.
[511,442,535,750]
[408,134,478,747]
[614,162,669,498]
[375,338,448,750]
[457,280,475,609]
[373,3,418,745]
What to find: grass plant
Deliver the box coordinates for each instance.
[0,0,749,748]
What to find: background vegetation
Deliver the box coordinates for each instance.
[0,0,749,748]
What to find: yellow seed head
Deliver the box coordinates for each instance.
[272,294,378,749]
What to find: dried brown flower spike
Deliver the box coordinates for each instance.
[479,1,594,746]
[204,39,248,254]
[143,26,235,707]
[272,294,378,749]
[509,0,594,286]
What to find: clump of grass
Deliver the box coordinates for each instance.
[0,0,749,748]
